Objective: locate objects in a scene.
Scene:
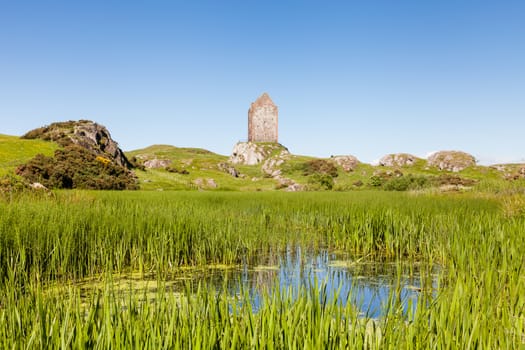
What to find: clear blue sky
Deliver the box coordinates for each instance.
[1,1,524,164]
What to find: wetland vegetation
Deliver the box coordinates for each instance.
[1,190,524,348]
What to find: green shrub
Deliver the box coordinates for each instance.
[369,175,384,187]
[307,173,334,190]
[383,174,430,191]
[0,174,30,195]
[302,159,338,177]
[16,145,138,190]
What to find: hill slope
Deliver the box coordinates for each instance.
[126,144,525,193]
[0,134,59,176]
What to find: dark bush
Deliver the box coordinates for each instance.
[383,175,430,191]
[307,173,334,190]
[0,174,30,196]
[129,156,146,171]
[433,174,477,187]
[302,159,338,178]
[166,167,189,175]
[16,145,138,190]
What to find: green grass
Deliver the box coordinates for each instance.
[0,134,59,176]
[1,190,524,347]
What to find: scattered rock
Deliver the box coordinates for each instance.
[193,178,218,189]
[143,159,172,169]
[30,182,48,190]
[379,153,419,167]
[495,164,525,180]
[286,183,304,192]
[262,158,285,176]
[330,155,359,172]
[229,142,289,165]
[427,151,476,172]
[275,175,304,192]
[490,164,508,172]
[218,162,239,177]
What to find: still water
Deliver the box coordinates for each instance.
[79,247,439,318]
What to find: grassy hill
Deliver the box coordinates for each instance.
[126,145,278,191]
[0,134,59,176]
[126,144,525,193]
[1,132,523,193]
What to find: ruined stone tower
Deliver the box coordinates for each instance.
[248,93,278,143]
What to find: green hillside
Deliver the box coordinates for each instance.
[1,133,522,193]
[0,134,59,176]
[126,145,278,191]
[125,144,524,193]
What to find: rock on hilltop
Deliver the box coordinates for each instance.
[379,153,419,167]
[330,155,359,172]
[427,151,476,172]
[22,120,131,168]
[229,142,289,165]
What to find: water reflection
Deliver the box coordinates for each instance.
[76,247,438,318]
[175,247,438,318]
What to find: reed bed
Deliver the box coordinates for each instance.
[0,190,524,348]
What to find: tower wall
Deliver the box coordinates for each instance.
[248,93,278,143]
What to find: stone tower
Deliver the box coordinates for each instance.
[248,92,278,143]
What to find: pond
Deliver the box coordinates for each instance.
[76,247,439,318]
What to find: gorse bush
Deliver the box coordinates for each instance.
[16,145,138,190]
[302,159,339,178]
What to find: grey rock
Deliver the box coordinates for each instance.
[379,153,419,167]
[143,159,172,169]
[229,142,289,165]
[427,151,476,172]
[218,162,239,177]
[330,155,359,172]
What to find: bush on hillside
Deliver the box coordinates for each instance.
[16,145,138,190]
[383,175,430,191]
[0,174,31,196]
[307,174,335,190]
[302,159,339,178]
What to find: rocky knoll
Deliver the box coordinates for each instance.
[427,151,476,172]
[330,155,359,172]
[22,120,132,168]
[379,153,419,167]
[17,120,137,190]
[229,142,289,165]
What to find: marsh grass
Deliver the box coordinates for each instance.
[1,191,524,348]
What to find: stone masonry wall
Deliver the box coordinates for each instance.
[248,93,278,143]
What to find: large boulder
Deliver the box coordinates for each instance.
[330,155,359,172]
[229,142,289,165]
[379,153,419,167]
[427,151,476,172]
[143,159,172,169]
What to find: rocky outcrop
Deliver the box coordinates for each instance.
[143,159,172,169]
[229,142,289,165]
[330,155,359,172]
[22,120,132,168]
[379,153,419,167]
[491,164,525,180]
[18,120,138,190]
[427,151,476,172]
